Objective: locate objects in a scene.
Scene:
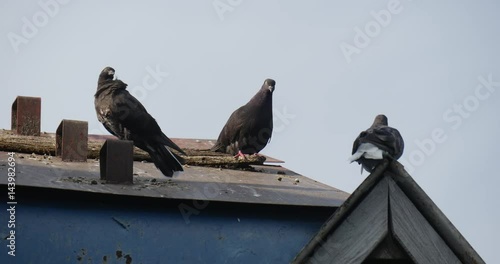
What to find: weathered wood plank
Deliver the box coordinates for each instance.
[309,177,390,264]
[387,162,485,264]
[367,234,410,261]
[388,177,461,264]
[0,130,265,168]
[292,160,390,264]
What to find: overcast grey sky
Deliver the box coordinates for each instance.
[1,0,499,262]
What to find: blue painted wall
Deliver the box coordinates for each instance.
[1,187,333,264]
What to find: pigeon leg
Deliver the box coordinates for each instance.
[234,150,248,160]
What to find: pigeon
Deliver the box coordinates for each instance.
[94,66,186,177]
[349,114,404,173]
[211,79,275,157]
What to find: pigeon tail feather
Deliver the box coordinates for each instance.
[146,143,184,177]
[159,134,187,156]
[348,143,385,163]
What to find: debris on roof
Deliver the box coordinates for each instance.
[1,93,349,207]
[0,129,267,169]
[0,150,349,207]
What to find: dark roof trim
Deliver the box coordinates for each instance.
[387,162,484,264]
[292,160,390,263]
[293,160,484,264]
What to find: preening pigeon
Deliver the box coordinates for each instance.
[94,66,186,177]
[211,79,275,157]
[349,114,404,173]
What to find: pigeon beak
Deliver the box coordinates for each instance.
[108,70,115,76]
[268,86,274,92]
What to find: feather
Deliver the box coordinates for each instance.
[350,114,404,173]
[211,79,275,155]
[94,67,185,177]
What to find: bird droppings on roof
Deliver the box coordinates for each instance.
[0,150,349,207]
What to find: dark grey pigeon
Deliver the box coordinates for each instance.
[349,114,404,173]
[211,79,275,157]
[94,66,186,177]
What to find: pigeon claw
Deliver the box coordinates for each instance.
[234,150,248,160]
